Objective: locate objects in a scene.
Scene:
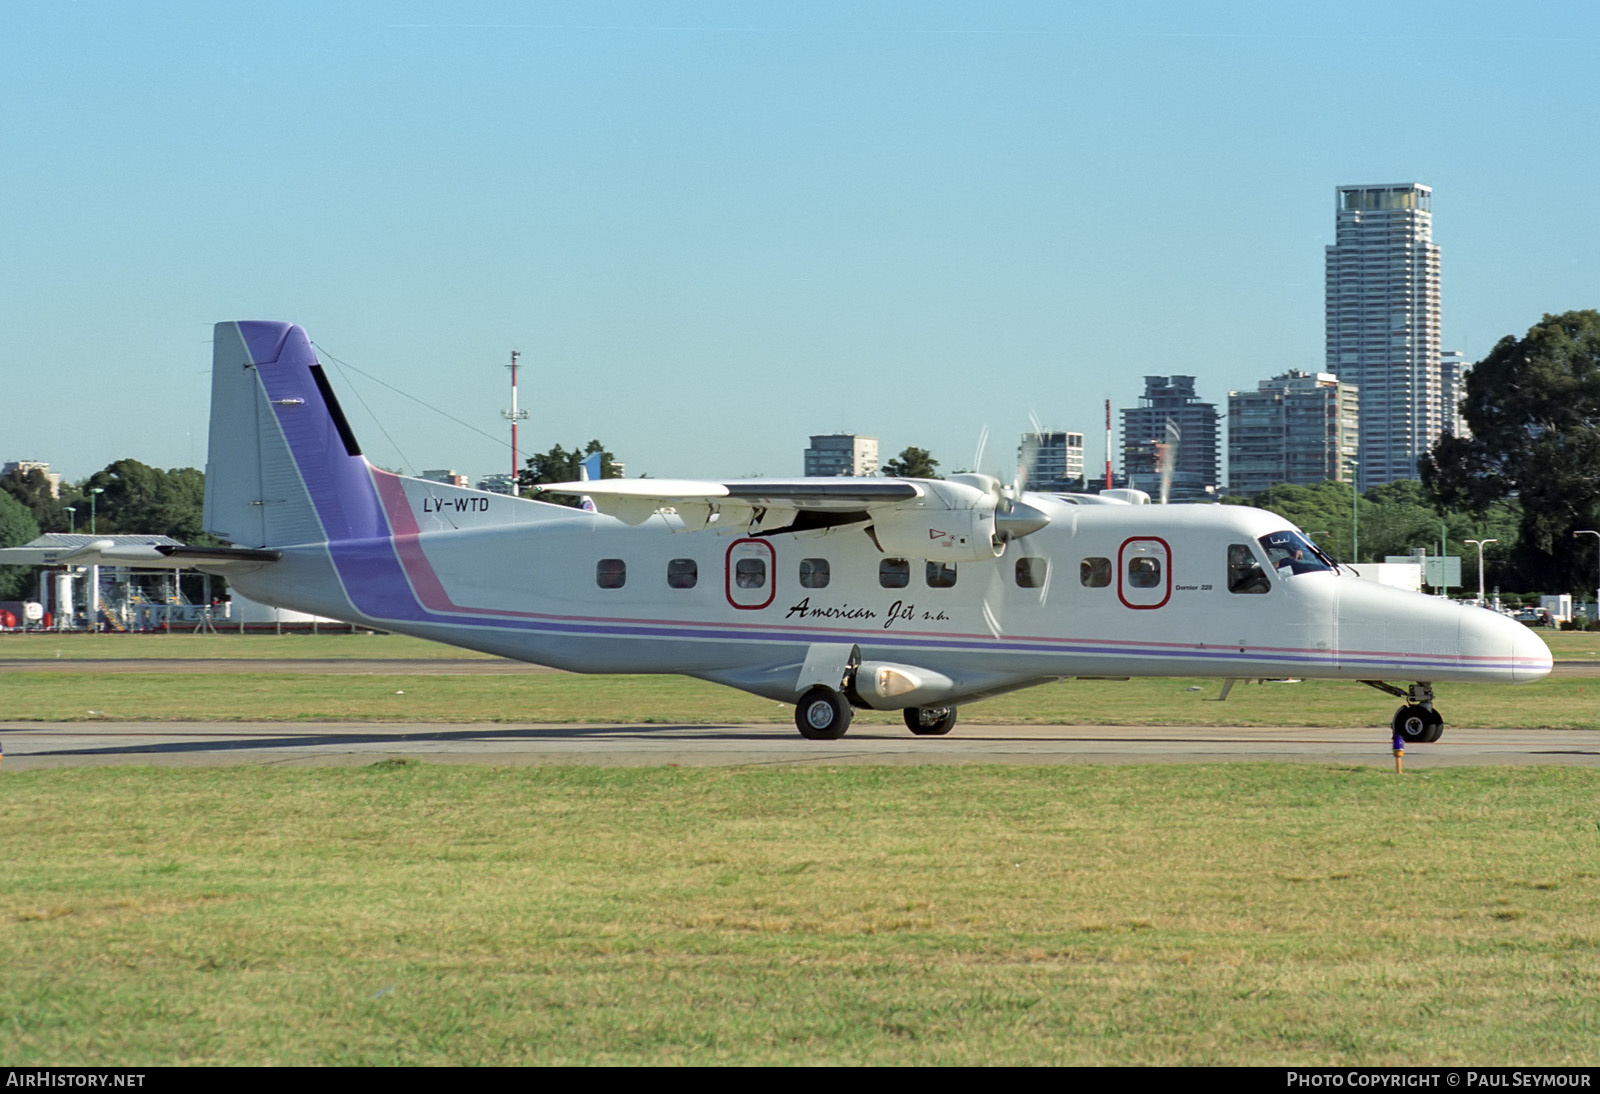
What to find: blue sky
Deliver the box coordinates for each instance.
[4,1,1597,485]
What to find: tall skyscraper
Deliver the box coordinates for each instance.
[1325,183,1443,490]
[1121,376,1219,501]
[1227,371,1360,497]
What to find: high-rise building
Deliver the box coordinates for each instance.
[804,434,879,477]
[1439,349,1472,438]
[1227,371,1360,497]
[1120,376,1219,502]
[1018,430,1085,490]
[2,460,62,498]
[1325,183,1443,490]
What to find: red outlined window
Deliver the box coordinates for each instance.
[1117,537,1171,609]
[725,538,776,610]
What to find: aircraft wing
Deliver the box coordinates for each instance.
[534,478,923,531]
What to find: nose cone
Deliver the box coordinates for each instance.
[1510,619,1554,683]
[1462,607,1553,683]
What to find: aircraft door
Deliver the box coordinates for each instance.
[1117,537,1171,610]
[725,538,776,610]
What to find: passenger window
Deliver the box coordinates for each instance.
[1228,544,1271,594]
[1127,556,1162,589]
[925,561,957,588]
[1016,557,1048,588]
[597,559,626,589]
[734,558,767,589]
[1080,557,1111,588]
[799,558,830,589]
[667,558,697,589]
[879,558,910,588]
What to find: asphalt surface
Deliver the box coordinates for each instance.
[4,720,1599,770]
[4,655,1597,770]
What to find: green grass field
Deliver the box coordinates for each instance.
[3,763,1597,1065]
[5,631,1596,1065]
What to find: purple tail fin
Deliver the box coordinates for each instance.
[204,321,389,548]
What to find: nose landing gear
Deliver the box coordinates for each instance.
[1364,680,1444,744]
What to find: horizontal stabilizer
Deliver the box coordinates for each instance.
[0,540,280,569]
[155,545,284,564]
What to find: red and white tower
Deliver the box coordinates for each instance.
[502,349,528,483]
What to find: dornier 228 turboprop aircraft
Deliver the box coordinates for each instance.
[106,322,1556,742]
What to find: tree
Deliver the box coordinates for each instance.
[517,440,619,504]
[1425,310,1600,591]
[881,447,940,479]
[78,460,214,543]
[0,491,41,601]
[0,468,72,533]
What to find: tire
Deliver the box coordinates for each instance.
[903,706,957,736]
[796,686,853,740]
[1393,704,1443,744]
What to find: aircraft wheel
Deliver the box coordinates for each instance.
[1393,704,1444,744]
[903,706,957,736]
[796,686,853,740]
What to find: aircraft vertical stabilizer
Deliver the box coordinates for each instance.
[204,321,384,549]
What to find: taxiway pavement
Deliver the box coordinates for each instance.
[4,720,1599,770]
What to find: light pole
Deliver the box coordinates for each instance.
[63,506,76,534]
[1346,459,1360,564]
[1575,530,1600,621]
[88,487,104,534]
[1464,538,1497,606]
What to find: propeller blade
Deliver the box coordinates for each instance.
[1157,420,1180,505]
[971,425,990,476]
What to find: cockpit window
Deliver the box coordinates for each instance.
[1227,544,1270,594]
[1257,530,1334,576]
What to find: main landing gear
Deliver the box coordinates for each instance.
[903,706,958,736]
[791,687,961,741]
[795,686,853,740]
[1363,681,1445,744]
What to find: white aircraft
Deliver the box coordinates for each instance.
[30,321,1554,743]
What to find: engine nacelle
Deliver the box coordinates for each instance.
[851,661,959,710]
[872,488,1001,563]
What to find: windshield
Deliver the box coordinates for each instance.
[1257,530,1334,576]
